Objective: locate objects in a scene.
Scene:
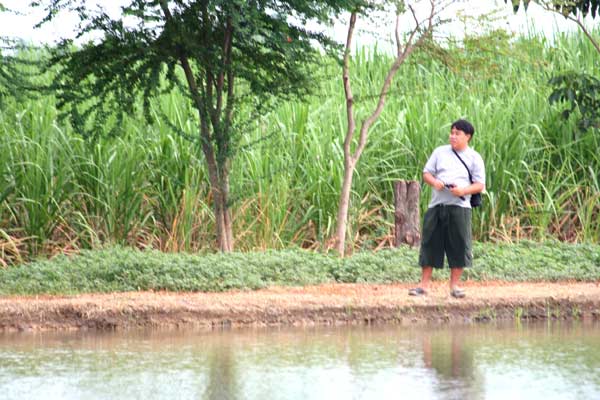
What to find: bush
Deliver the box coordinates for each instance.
[1,241,598,295]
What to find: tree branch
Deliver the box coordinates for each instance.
[539,1,600,55]
[216,16,233,119]
[342,11,357,164]
[569,14,600,55]
[223,18,235,144]
[353,2,437,162]
[159,0,211,143]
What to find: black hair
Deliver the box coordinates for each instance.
[451,119,475,137]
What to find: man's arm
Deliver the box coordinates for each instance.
[423,172,445,191]
[449,182,485,198]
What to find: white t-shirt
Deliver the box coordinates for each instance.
[423,145,486,208]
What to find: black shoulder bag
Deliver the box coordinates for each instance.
[452,149,482,208]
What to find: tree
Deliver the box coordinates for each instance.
[0,4,37,103]
[335,0,451,257]
[0,39,31,102]
[506,0,600,17]
[29,0,362,252]
[506,0,600,132]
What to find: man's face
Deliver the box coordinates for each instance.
[449,127,470,151]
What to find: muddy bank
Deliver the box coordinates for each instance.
[1,282,599,332]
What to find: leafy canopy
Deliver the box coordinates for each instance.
[31,0,364,139]
[549,72,600,132]
[506,0,600,132]
[506,0,600,17]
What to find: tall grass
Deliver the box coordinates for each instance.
[1,28,599,263]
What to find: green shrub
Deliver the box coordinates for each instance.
[1,242,598,295]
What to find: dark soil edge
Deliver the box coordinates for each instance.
[2,298,599,332]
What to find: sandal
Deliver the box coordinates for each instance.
[408,287,427,296]
[450,288,466,298]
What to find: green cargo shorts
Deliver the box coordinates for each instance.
[418,205,473,268]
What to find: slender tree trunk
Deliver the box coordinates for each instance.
[217,204,233,252]
[335,11,357,258]
[335,158,356,256]
[220,169,234,252]
[215,197,229,252]
[206,156,233,252]
[334,5,437,257]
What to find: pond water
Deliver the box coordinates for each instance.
[1,321,599,400]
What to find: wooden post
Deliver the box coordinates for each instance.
[394,180,421,247]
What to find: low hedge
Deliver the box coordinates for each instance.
[0,241,598,295]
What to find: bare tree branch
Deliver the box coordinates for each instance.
[569,14,600,55]
[533,0,600,54]
[335,1,447,256]
[353,2,437,163]
[342,11,358,164]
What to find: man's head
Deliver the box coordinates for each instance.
[449,119,474,151]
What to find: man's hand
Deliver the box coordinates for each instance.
[424,172,445,191]
[450,182,485,198]
[449,185,466,197]
[432,179,445,191]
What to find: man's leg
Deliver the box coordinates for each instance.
[413,207,443,296]
[420,266,434,289]
[446,207,470,298]
[449,267,463,290]
[410,266,434,295]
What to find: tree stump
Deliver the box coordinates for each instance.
[394,180,421,247]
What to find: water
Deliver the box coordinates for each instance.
[1,322,599,400]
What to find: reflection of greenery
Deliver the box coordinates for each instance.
[204,343,238,400]
[1,323,600,398]
[421,329,485,399]
[425,331,476,380]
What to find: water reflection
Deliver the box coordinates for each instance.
[204,340,237,400]
[0,322,599,400]
[422,328,483,399]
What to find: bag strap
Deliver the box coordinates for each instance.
[452,149,473,183]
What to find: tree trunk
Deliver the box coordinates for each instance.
[335,158,356,257]
[211,187,233,252]
[215,174,233,252]
[161,1,235,253]
[204,150,233,252]
[221,173,234,251]
[394,180,421,247]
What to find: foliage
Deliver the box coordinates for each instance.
[32,0,352,138]
[24,0,369,251]
[2,30,600,264]
[0,241,598,294]
[505,0,600,133]
[549,71,600,132]
[0,42,41,103]
[506,0,600,17]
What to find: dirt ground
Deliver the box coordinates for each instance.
[1,281,599,332]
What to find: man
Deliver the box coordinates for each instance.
[409,119,485,298]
